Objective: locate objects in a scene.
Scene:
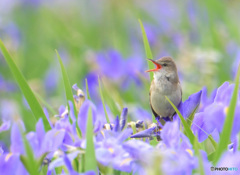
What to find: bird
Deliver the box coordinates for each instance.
[146,56,182,126]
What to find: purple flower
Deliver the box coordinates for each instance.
[94,49,145,90]
[160,120,192,151]
[199,86,217,112]
[173,90,202,120]
[0,154,27,175]
[192,82,240,142]
[26,118,65,157]
[0,120,11,132]
[83,73,101,103]
[10,122,25,154]
[97,50,125,80]
[95,128,133,172]
[120,108,128,131]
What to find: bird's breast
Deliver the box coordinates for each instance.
[150,80,181,118]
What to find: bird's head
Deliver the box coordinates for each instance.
[145,56,178,74]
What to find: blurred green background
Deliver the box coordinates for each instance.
[0,0,240,133]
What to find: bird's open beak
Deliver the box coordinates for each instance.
[145,59,162,72]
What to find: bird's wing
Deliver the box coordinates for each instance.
[149,81,159,118]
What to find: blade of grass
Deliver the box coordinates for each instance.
[101,81,120,117]
[85,107,98,174]
[187,118,218,151]
[98,76,110,123]
[186,106,199,126]
[213,65,240,165]
[56,50,76,120]
[139,19,155,122]
[56,50,82,137]
[34,92,57,115]
[20,133,39,175]
[138,19,154,81]
[85,78,91,100]
[194,136,204,175]
[165,96,196,146]
[0,39,51,131]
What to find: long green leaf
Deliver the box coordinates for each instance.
[21,133,39,175]
[85,78,91,100]
[56,50,82,137]
[194,136,204,175]
[34,92,57,115]
[165,96,196,146]
[85,107,98,173]
[188,118,218,151]
[101,82,120,117]
[139,19,155,122]
[0,39,51,131]
[138,19,154,81]
[98,77,110,123]
[186,106,199,126]
[56,50,77,118]
[213,65,240,165]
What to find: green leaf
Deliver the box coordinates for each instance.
[0,39,51,131]
[186,105,199,126]
[98,76,110,123]
[207,152,215,162]
[194,136,204,175]
[208,135,218,151]
[188,118,218,151]
[85,78,91,100]
[56,50,77,119]
[56,50,82,137]
[213,65,240,165]
[138,19,154,81]
[165,96,196,146]
[85,107,98,174]
[34,92,57,115]
[21,134,39,175]
[101,82,120,117]
[139,19,155,122]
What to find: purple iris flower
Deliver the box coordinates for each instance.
[0,154,28,175]
[95,128,133,172]
[0,121,27,174]
[26,118,65,157]
[192,82,240,142]
[120,108,128,131]
[126,120,197,175]
[173,90,202,120]
[160,120,192,151]
[78,100,97,138]
[97,50,125,80]
[83,73,99,102]
[94,49,145,90]
[10,122,25,154]
[199,86,217,112]
[0,120,11,133]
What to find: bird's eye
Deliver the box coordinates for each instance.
[163,63,167,67]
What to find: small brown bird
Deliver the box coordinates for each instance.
[146,56,182,125]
